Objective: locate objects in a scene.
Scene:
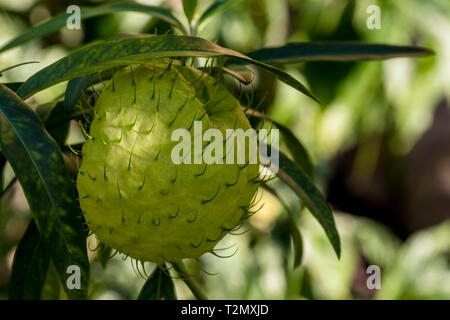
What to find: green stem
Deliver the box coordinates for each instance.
[189,21,200,69]
[173,261,208,300]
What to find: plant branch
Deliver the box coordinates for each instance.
[173,261,208,300]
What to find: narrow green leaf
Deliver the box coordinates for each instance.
[45,102,71,147]
[183,0,198,22]
[35,101,71,147]
[8,220,50,300]
[267,148,340,257]
[0,61,39,75]
[97,243,113,269]
[263,184,303,268]
[64,77,94,114]
[247,109,314,180]
[40,261,61,300]
[0,84,90,299]
[138,265,176,300]
[222,65,254,84]
[0,2,185,54]
[243,42,434,63]
[198,0,243,24]
[204,65,254,84]
[17,35,318,103]
[64,68,117,113]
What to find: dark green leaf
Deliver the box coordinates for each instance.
[267,148,340,257]
[0,2,185,54]
[0,84,90,299]
[198,0,243,24]
[300,268,315,299]
[17,35,318,103]
[97,243,113,269]
[35,101,59,123]
[45,102,71,147]
[183,0,198,22]
[138,265,176,300]
[64,77,94,114]
[35,101,71,147]
[64,68,117,113]
[246,109,314,180]
[263,184,303,268]
[243,42,434,63]
[8,220,49,300]
[2,82,23,92]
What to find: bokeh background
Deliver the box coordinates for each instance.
[0,0,449,299]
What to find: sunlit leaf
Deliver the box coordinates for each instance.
[198,0,243,24]
[17,35,318,103]
[0,84,90,299]
[183,0,198,22]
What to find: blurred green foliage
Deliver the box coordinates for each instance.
[0,0,449,299]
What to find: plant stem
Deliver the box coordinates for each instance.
[173,261,208,300]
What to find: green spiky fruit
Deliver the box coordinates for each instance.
[77,61,259,263]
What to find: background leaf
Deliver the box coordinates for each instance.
[199,0,243,24]
[2,82,23,92]
[183,0,198,23]
[0,84,89,299]
[8,220,49,300]
[263,184,304,268]
[243,42,434,63]
[266,147,340,257]
[247,109,314,180]
[137,265,176,300]
[17,35,318,103]
[36,101,70,147]
[0,1,185,54]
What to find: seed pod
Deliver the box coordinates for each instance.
[77,61,259,263]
